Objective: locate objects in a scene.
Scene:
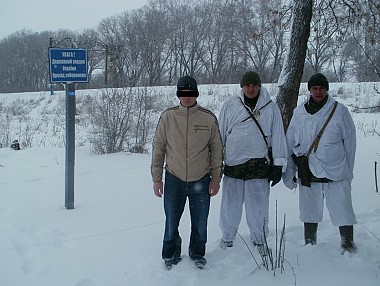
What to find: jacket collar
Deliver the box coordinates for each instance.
[239,86,272,110]
[178,102,199,114]
[300,93,336,116]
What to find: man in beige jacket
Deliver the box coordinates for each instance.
[151,75,223,270]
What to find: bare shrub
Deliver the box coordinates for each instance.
[88,88,134,154]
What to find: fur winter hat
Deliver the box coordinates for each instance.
[240,71,261,88]
[308,73,329,91]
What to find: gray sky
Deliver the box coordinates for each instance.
[0,0,148,40]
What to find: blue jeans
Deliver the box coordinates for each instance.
[162,172,211,260]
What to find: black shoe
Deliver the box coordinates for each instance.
[164,257,181,270]
[304,223,318,245]
[339,225,357,254]
[220,240,233,249]
[341,242,357,254]
[192,257,207,269]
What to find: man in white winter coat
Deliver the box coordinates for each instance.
[282,73,357,253]
[218,71,287,250]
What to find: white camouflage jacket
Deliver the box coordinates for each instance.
[282,95,356,188]
[218,87,287,171]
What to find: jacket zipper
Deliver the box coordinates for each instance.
[186,107,189,182]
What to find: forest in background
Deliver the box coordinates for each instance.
[0,0,379,93]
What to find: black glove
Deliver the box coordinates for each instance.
[291,154,311,187]
[268,165,282,187]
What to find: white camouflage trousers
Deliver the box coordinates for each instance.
[219,176,270,244]
[299,179,357,226]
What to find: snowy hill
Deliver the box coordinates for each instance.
[0,83,379,286]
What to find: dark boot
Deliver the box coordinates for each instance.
[339,225,357,253]
[304,223,318,245]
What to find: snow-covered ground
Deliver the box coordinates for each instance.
[0,83,379,286]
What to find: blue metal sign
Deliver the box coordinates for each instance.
[49,48,88,83]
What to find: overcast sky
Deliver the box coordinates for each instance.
[0,0,148,40]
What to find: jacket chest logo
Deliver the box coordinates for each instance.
[194,125,209,132]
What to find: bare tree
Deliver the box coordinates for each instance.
[97,16,125,87]
[172,1,208,78]
[233,0,291,82]
[119,11,143,87]
[200,0,233,83]
[261,1,292,82]
[347,0,380,81]
[0,30,50,93]
[326,0,380,81]
[74,28,103,89]
[276,0,313,131]
[138,1,173,86]
[306,0,339,75]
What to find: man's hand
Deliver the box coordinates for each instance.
[209,181,220,197]
[153,181,163,197]
[268,165,282,187]
[283,176,298,190]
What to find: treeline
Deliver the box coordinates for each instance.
[0,0,379,93]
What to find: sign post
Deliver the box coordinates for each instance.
[49,48,88,210]
[65,83,75,209]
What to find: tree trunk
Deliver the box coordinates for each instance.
[276,0,313,132]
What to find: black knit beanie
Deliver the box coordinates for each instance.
[240,71,261,88]
[308,73,329,91]
[176,75,199,97]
